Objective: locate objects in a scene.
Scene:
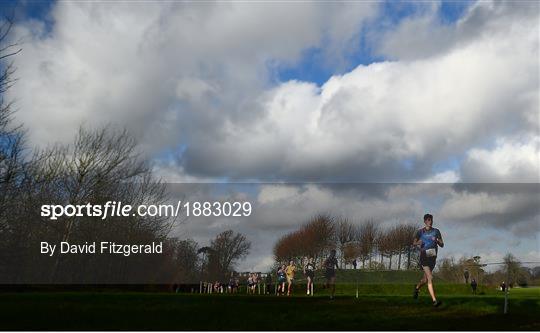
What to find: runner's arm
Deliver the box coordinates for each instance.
[436,231,444,248]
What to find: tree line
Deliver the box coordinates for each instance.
[437,253,540,287]
[273,214,420,270]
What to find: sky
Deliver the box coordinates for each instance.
[1,0,539,272]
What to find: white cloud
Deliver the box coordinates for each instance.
[7,2,537,183]
[8,1,377,152]
[461,136,540,183]
[376,1,539,61]
[441,192,525,219]
[253,183,425,229]
[185,18,538,181]
[242,255,275,272]
[422,170,460,183]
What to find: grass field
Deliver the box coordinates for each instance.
[1,287,538,330]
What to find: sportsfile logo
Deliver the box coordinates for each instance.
[40,201,253,220]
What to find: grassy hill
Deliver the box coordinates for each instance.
[271,269,538,296]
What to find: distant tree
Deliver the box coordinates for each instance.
[36,126,171,281]
[306,214,336,262]
[376,227,392,269]
[395,224,416,270]
[459,256,485,284]
[342,241,360,268]
[336,217,356,268]
[503,253,520,287]
[357,220,378,269]
[503,253,530,287]
[532,266,540,279]
[169,238,200,283]
[273,214,336,267]
[436,257,463,282]
[208,230,251,280]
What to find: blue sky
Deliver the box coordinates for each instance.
[3,0,474,87]
[275,1,474,86]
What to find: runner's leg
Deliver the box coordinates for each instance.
[416,271,427,290]
[423,266,436,302]
[288,278,293,296]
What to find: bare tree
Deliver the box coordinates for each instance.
[391,224,417,270]
[336,217,356,268]
[169,238,200,283]
[503,253,528,287]
[35,126,170,281]
[208,230,251,280]
[377,227,397,269]
[273,214,336,267]
[0,14,27,282]
[0,15,195,286]
[342,241,360,268]
[0,14,23,187]
[357,220,378,269]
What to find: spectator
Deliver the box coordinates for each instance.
[471,278,477,294]
[352,259,357,270]
[265,273,273,294]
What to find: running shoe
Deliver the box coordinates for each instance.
[433,300,442,307]
[413,286,419,299]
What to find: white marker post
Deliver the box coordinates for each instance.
[504,267,509,314]
[356,270,359,299]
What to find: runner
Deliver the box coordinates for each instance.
[277,264,287,296]
[285,260,296,296]
[228,273,235,293]
[247,273,254,294]
[253,273,260,294]
[413,213,444,307]
[324,249,339,299]
[304,257,316,295]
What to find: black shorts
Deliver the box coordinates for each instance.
[325,268,336,279]
[305,271,314,279]
[419,255,436,271]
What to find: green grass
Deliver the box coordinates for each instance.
[0,290,538,330]
[507,287,540,298]
[330,269,422,284]
[298,268,422,285]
